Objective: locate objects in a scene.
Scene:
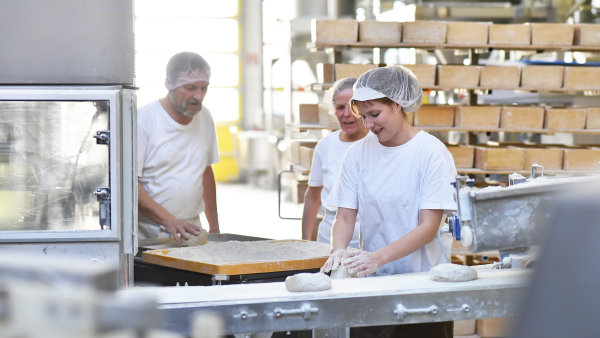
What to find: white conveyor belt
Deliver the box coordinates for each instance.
[121,267,531,335]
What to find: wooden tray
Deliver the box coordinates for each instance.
[142,239,330,276]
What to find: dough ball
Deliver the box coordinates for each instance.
[285,272,331,292]
[330,263,360,279]
[429,263,477,282]
[180,229,208,247]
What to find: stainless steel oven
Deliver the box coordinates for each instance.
[0,86,137,286]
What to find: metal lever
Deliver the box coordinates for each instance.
[277,165,301,220]
[93,187,111,229]
[394,304,438,320]
[273,303,319,320]
[93,130,110,145]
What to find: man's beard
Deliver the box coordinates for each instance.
[170,93,202,117]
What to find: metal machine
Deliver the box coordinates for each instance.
[0,0,137,286]
[448,168,599,267]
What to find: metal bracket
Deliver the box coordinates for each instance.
[233,310,258,320]
[93,187,111,229]
[393,304,438,320]
[273,303,319,320]
[211,274,230,285]
[448,304,471,313]
[93,130,110,145]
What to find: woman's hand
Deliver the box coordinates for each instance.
[342,250,382,277]
[321,249,352,273]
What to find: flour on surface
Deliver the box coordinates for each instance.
[163,240,331,265]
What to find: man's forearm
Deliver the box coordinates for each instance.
[138,182,175,226]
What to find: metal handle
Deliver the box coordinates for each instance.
[277,166,301,220]
[93,130,110,145]
[273,303,319,320]
[93,187,111,229]
[394,304,438,320]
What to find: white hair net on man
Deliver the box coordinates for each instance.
[165,52,211,90]
[351,65,423,113]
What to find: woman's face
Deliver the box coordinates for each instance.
[354,100,406,147]
[334,89,366,138]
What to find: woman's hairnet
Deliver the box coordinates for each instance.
[351,65,423,113]
[165,52,211,90]
[330,77,357,103]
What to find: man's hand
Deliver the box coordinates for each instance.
[163,219,202,241]
[342,250,382,277]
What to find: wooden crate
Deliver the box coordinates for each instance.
[290,140,317,164]
[586,107,600,129]
[455,106,500,129]
[293,179,309,204]
[574,24,600,46]
[488,23,531,45]
[446,21,490,45]
[437,65,481,88]
[447,145,475,168]
[523,147,564,170]
[475,146,524,170]
[359,21,402,43]
[334,63,377,80]
[311,19,358,44]
[563,66,600,91]
[479,66,521,89]
[400,64,436,88]
[500,106,544,129]
[414,105,454,127]
[317,63,334,83]
[531,23,574,46]
[521,65,564,90]
[476,318,515,338]
[454,319,476,336]
[402,20,447,44]
[318,103,339,129]
[544,107,586,130]
[563,147,600,170]
[298,104,319,124]
[299,145,315,169]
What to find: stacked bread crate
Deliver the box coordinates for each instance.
[309,19,600,178]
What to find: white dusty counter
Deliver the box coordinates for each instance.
[121,266,531,335]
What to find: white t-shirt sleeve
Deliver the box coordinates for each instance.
[136,107,150,178]
[327,141,361,210]
[205,109,220,166]
[307,141,324,187]
[420,144,457,212]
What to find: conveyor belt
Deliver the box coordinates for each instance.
[122,266,531,335]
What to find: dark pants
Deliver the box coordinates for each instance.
[350,321,453,338]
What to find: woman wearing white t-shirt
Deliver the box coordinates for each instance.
[301,77,368,248]
[321,66,457,337]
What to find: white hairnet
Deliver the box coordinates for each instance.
[165,52,211,90]
[330,77,357,103]
[351,65,423,113]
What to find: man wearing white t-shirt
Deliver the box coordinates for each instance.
[137,52,220,246]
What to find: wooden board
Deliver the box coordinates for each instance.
[488,23,531,46]
[359,21,402,43]
[142,240,330,276]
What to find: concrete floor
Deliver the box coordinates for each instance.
[203,182,304,240]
